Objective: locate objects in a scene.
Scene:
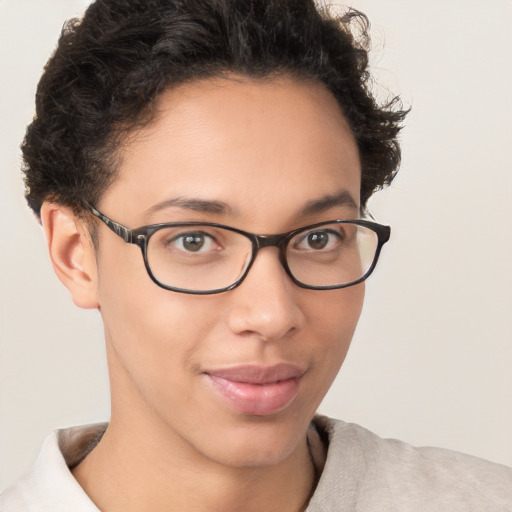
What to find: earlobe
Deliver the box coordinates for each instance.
[40,202,99,309]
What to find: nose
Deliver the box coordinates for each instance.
[226,247,306,341]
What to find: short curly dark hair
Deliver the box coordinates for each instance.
[22,0,408,219]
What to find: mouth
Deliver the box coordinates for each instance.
[204,364,305,416]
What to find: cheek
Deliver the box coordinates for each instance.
[310,283,364,344]
[95,243,218,391]
[306,284,364,394]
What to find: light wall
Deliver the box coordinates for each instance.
[1,0,511,490]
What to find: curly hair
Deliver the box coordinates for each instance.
[22,0,408,219]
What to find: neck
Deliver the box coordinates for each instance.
[72,416,317,512]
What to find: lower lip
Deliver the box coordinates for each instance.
[206,375,301,415]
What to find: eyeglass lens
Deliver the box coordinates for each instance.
[146,222,379,292]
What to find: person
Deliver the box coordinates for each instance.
[1,0,511,510]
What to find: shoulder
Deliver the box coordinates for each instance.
[0,424,105,511]
[307,416,512,512]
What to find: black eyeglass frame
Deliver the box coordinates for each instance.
[88,205,390,294]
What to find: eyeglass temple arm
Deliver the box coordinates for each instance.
[88,205,133,243]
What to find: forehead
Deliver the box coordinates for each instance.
[103,75,361,228]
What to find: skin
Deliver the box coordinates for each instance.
[41,75,364,512]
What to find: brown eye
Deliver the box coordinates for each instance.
[307,232,329,249]
[293,229,342,252]
[168,231,218,253]
[182,234,206,252]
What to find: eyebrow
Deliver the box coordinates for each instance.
[144,189,358,220]
[298,190,359,216]
[144,196,238,218]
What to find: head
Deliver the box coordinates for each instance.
[23,0,407,468]
[23,0,405,221]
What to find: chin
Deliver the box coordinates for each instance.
[210,438,298,469]
[194,410,310,469]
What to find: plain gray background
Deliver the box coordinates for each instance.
[1,0,511,490]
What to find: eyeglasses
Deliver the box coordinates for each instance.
[88,205,390,294]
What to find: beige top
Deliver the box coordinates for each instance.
[1,416,511,511]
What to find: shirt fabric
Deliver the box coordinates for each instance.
[1,416,511,511]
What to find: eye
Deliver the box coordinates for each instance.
[294,229,342,251]
[169,231,219,253]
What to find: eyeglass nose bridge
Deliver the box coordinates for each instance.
[252,233,292,264]
[253,233,289,249]
[247,233,293,280]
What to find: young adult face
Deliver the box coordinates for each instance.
[49,75,364,468]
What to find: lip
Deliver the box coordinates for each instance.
[205,364,305,416]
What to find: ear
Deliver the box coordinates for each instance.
[40,202,99,309]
